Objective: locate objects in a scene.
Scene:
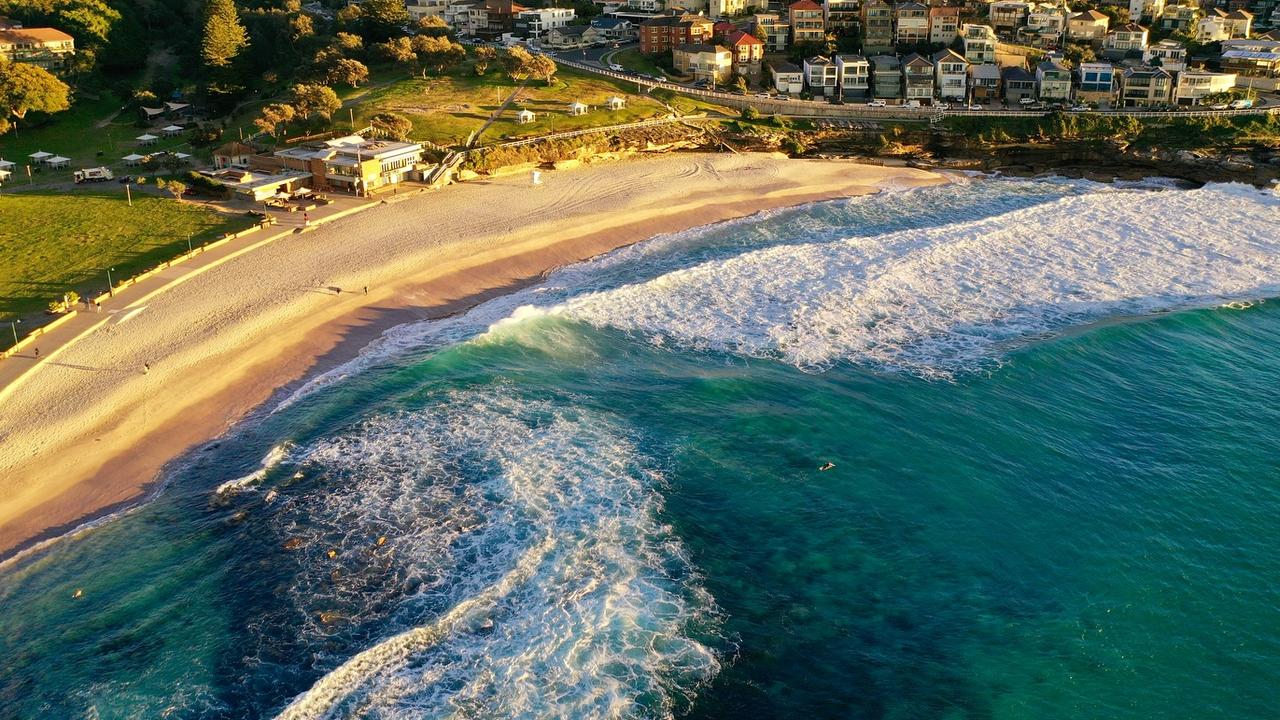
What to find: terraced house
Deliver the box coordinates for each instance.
[1120,66,1172,106]
[961,23,998,64]
[1066,10,1109,43]
[930,7,962,45]
[1035,59,1072,101]
[789,0,826,45]
[1076,61,1116,105]
[932,49,969,101]
[895,3,931,46]
[902,53,935,102]
[862,0,896,54]
[639,13,715,54]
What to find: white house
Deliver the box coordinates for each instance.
[835,54,870,98]
[961,23,998,64]
[932,48,968,101]
[1174,69,1237,104]
[1144,38,1186,71]
[769,60,804,94]
[803,55,839,96]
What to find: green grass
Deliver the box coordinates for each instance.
[343,63,720,147]
[609,49,666,78]
[0,191,256,341]
[0,93,203,186]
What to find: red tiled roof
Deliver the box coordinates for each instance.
[726,29,764,46]
[789,0,822,10]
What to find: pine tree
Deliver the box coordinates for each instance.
[202,0,249,69]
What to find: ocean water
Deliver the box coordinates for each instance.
[3,177,1280,720]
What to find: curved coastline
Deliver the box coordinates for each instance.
[0,152,947,562]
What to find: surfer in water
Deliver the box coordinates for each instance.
[819,462,836,471]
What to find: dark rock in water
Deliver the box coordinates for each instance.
[282,537,304,551]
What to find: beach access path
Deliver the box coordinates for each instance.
[0,153,946,561]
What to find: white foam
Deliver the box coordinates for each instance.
[214,443,290,497]
[542,182,1280,376]
[269,392,720,719]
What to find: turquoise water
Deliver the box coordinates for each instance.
[3,178,1280,719]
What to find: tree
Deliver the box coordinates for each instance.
[360,0,410,42]
[290,83,341,119]
[503,45,536,82]
[732,74,749,94]
[373,37,416,66]
[335,3,362,30]
[751,23,768,43]
[0,59,71,134]
[370,112,413,140]
[201,0,250,68]
[327,58,369,87]
[334,32,364,53]
[254,102,296,137]
[157,178,187,201]
[411,35,466,77]
[740,106,760,120]
[528,53,557,86]
[290,13,314,41]
[474,45,497,75]
[1062,42,1096,67]
[416,15,450,37]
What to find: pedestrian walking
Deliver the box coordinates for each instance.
[303,212,310,226]
[143,362,150,374]
[363,285,368,295]
[33,347,39,359]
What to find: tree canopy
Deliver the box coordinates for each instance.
[0,58,72,134]
[289,82,340,119]
[202,0,250,68]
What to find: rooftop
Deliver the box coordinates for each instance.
[0,27,74,44]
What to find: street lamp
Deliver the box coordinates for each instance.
[107,266,116,297]
[10,318,20,348]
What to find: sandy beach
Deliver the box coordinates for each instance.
[0,152,944,560]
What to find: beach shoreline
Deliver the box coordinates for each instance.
[0,152,947,562]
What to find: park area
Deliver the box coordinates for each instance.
[0,191,255,346]
[346,64,722,147]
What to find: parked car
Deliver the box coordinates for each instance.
[609,63,624,72]
[828,96,844,105]
[967,104,983,110]
[904,100,921,108]
[1070,104,1090,111]
[1210,102,1230,110]
[1230,98,1253,109]
[1018,97,1036,106]
[867,100,887,108]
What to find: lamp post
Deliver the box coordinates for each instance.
[107,267,116,297]
[10,318,20,348]
[187,234,193,254]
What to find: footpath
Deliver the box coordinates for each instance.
[0,191,387,403]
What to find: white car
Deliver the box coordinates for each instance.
[609,64,624,72]
[1210,103,1229,110]
[967,104,982,110]
[867,100,887,108]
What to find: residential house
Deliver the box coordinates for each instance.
[1103,23,1149,55]
[213,141,255,170]
[896,3,931,45]
[709,0,753,18]
[1119,65,1173,105]
[836,53,871,97]
[0,26,75,70]
[590,16,635,41]
[770,60,805,93]
[1220,38,1280,84]
[930,6,962,45]
[789,0,826,45]
[1001,65,1037,101]
[961,23,998,64]
[1224,9,1254,37]
[753,13,791,51]
[1174,69,1238,103]
[672,43,733,82]
[478,0,526,38]
[274,135,424,194]
[804,55,840,95]
[1076,61,1116,104]
[1144,38,1187,70]
[933,49,969,100]
[901,53,935,102]
[826,0,862,32]
[545,24,591,48]
[405,0,453,20]
[1158,3,1200,32]
[871,54,903,98]
[1066,10,1109,43]
[1019,3,1067,47]
[639,13,715,53]
[989,0,1032,37]
[1129,0,1165,23]
[725,30,765,80]
[514,7,575,39]
[862,0,896,54]
[1197,14,1232,41]
[1035,58,1072,100]
[970,62,1002,100]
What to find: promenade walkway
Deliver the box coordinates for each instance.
[0,192,379,400]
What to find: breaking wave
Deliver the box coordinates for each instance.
[263,391,720,719]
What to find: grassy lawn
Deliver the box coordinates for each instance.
[347,64,707,146]
[0,93,204,187]
[609,49,667,78]
[0,191,256,343]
